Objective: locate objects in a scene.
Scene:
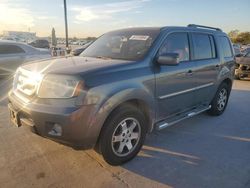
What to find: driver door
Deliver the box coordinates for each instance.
[155,32,197,121]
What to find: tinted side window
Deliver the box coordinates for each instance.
[159,33,190,62]
[192,33,214,60]
[209,35,216,58]
[0,45,25,54]
[219,36,233,58]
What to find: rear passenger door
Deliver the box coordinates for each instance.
[190,33,219,106]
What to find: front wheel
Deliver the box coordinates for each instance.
[98,104,147,165]
[208,83,230,116]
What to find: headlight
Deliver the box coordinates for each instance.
[13,68,43,96]
[38,75,83,98]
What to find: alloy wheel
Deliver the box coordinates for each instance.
[217,88,227,111]
[111,117,141,157]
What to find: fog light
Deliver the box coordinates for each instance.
[48,123,62,136]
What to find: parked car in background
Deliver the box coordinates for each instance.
[233,43,241,49]
[1,37,16,41]
[241,47,250,56]
[0,40,51,77]
[71,41,93,56]
[72,41,79,45]
[233,46,241,57]
[235,52,250,79]
[79,41,88,46]
[8,25,234,165]
[28,39,50,49]
[51,47,65,57]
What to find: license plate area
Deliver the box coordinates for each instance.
[8,104,21,127]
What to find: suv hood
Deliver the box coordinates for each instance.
[21,56,133,75]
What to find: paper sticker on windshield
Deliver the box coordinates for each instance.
[129,35,149,41]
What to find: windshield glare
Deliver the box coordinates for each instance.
[80,29,160,61]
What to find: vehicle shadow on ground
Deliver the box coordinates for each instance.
[121,89,250,188]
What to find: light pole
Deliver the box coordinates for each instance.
[63,0,69,53]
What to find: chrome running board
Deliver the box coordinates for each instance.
[156,105,211,130]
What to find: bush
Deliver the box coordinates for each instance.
[228,30,250,45]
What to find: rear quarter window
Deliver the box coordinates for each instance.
[219,36,233,58]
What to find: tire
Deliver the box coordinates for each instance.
[98,104,147,165]
[208,82,230,116]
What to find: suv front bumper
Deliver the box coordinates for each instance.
[8,91,98,149]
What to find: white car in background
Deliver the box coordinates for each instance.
[0,40,51,77]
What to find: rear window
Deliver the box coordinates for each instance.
[37,40,49,44]
[192,33,216,60]
[0,45,25,54]
[219,36,233,58]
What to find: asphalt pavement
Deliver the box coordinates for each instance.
[0,77,249,188]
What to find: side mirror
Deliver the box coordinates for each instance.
[157,53,180,66]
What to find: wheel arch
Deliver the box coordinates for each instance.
[92,89,155,150]
[221,78,233,91]
[106,98,154,132]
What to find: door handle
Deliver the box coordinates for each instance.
[186,70,193,76]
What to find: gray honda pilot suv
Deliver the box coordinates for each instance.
[8,24,235,165]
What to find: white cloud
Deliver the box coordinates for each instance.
[73,8,101,22]
[0,0,34,31]
[71,0,151,22]
[37,16,56,20]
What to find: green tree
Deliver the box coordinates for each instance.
[228,30,240,43]
[235,32,250,44]
[86,37,97,41]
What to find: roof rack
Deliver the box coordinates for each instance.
[187,24,222,32]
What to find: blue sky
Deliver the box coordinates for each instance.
[0,0,249,37]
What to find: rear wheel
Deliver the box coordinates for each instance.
[208,83,230,116]
[98,104,147,165]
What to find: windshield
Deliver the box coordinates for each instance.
[80,29,160,61]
